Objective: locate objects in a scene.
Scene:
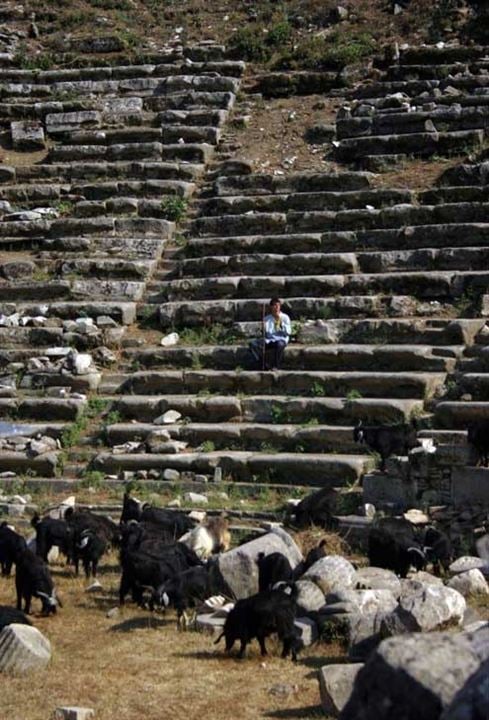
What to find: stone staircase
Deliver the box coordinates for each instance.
[0,43,243,481]
[335,44,489,168]
[0,41,488,510]
[91,150,489,494]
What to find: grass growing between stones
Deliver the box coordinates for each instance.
[0,554,330,720]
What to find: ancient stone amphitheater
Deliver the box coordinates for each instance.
[0,26,488,527]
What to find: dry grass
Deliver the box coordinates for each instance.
[0,553,337,720]
[233,94,343,174]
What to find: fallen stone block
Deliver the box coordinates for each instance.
[53,707,95,720]
[0,623,51,674]
[11,121,45,150]
[319,663,363,717]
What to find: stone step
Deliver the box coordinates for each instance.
[420,187,489,205]
[67,179,194,201]
[189,202,489,236]
[176,246,489,278]
[92,450,371,486]
[211,172,372,196]
[457,373,489,400]
[0,451,59,477]
[351,77,489,101]
[176,251,359,277]
[0,397,85,421]
[386,63,471,80]
[123,343,458,372]
[143,91,236,112]
[196,188,413,215]
[399,46,488,65]
[48,125,220,147]
[184,224,489,257]
[156,108,229,127]
[338,106,489,140]
[112,393,423,425]
[42,236,166,261]
[153,270,489,302]
[104,421,360,452]
[48,142,214,164]
[0,61,245,84]
[436,162,489,187]
[2,300,137,324]
[0,421,66,439]
[335,129,484,161]
[435,401,489,428]
[102,369,446,400]
[3,161,204,185]
[0,75,240,100]
[51,257,157,281]
[50,216,173,237]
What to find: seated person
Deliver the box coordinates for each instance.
[249,297,291,370]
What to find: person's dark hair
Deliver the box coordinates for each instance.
[269,297,281,306]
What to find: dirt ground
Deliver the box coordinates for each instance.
[0,554,338,720]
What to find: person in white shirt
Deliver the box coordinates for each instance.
[249,297,291,370]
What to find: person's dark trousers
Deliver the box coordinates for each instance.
[268,340,286,369]
[248,339,286,369]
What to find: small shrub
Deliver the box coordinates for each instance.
[267,20,292,47]
[311,382,326,397]
[346,389,363,401]
[160,196,188,222]
[228,27,270,62]
[200,440,216,453]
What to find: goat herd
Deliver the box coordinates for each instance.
[0,488,458,664]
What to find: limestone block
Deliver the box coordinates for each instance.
[450,556,489,577]
[383,583,466,635]
[303,556,356,594]
[295,617,318,647]
[11,121,45,150]
[295,580,326,612]
[0,624,51,674]
[215,529,303,599]
[354,567,401,597]
[448,569,489,597]
[441,657,489,720]
[339,625,489,720]
[319,663,363,717]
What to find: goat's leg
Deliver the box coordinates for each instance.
[238,639,247,658]
[258,635,267,656]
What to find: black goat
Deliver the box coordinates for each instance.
[215,585,300,661]
[467,419,489,467]
[0,522,26,576]
[423,525,453,575]
[119,542,203,607]
[74,528,107,578]
[153,565,222,627]
[0,605,32,631]
[353,420,419,471]
[120,492,194,539]
[31,514,74,563]
[15,548,61,615]
[65,508,120,549]
[257,552,294,592]
[303,539,328,572]
[368,517,426,578]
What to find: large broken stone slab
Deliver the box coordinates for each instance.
[447,570,489,597]
[303,556,356,594]
[440,656,489,720]
[319,663,363,717]
[339,625,489,720]
[0,623,51,674]
[382,583,466,635]
[214,528,303,599]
